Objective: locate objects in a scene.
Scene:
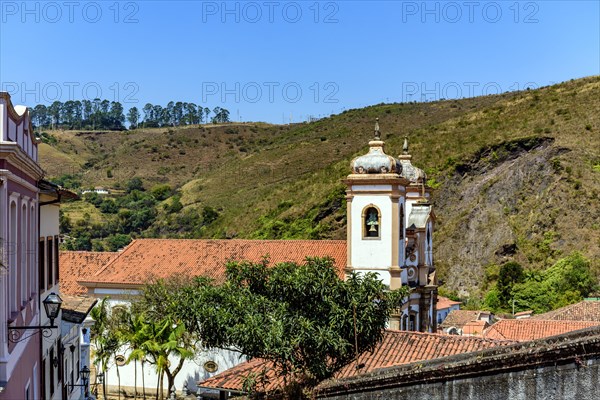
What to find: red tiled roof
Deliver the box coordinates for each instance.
[462,320,488,336]
[60,251,118,295]
[437,296,461,310]
[199,330,514,393]
[531,300,600,321]
[483,319,600,341]
[79,239,347,287]
[439,310,487,329]
[514,310,533,317]
[61,295,98,323]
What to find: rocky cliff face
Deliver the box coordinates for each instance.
[434,137,570,294]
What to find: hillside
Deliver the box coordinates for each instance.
[39,76,600,296]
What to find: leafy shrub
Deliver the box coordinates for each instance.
[511,252,597,313]
[151,184,173,201]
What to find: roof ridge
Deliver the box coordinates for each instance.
[384,329,511,343]
[92,239,139,277]
[62,250,119,255]
[124,238,347,243]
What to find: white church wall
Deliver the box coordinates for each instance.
[93,296,246,395]
[350,195,393,270]
[102,344,244,395]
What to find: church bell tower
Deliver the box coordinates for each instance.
[345,120,437,332]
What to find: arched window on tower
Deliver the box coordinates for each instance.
[363,206,381,239]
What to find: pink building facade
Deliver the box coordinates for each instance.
[0,92,44,399]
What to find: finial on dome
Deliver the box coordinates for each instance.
[374,118,381,140]
[403,136,409,155]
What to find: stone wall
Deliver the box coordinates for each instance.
[316,327,600,400]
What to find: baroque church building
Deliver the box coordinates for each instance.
[346,119,437,332]
[60,120,438,395]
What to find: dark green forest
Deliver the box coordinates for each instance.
[29,99,230,130]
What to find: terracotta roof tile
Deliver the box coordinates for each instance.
[59,251,118,295]
[199,330,514,393]
[483,319,600,341]
[439,310,485,329]
[78,239,347,287]
[61,295,98,324]
[531,299,600,321]
[437,296,461,310]
[514,310,533,317]
[462,320,488,336]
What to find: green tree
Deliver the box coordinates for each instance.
[99,199,119,214]
[109,101,125,130]
[126,177,144,193]
[90,298,121,396]
[127,106,140,129]
[150,184,173,201]
[48,101,62,129]
[131,276,199,398]
[201,206,219,225]
[104,234,132,251]
[512,252,598,313]
[172,257,409,392]
[59,210,72,234]
[496,261,524,307]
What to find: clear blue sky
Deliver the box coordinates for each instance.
[1,1,598,123]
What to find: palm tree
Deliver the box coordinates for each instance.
[138,317,195,399]
[124,313,150,399]
[90,298,120,399]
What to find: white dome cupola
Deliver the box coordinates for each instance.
[350,119,402,175]
[344,120,437,333]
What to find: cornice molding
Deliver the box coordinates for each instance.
[0,143,44,181]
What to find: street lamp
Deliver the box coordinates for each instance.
[71,366,90,397]
[43,292,62,326]
[8,292,62,342]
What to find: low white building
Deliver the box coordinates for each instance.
[436,296,462,326]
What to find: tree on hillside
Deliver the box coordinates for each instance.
[126,177,144,193]
[48,101,62,130]
[496,261,524,306]
[109,101,126,130]
[512,252,598,313]
[169,257,409,394]
[211,107,230,123]
[127,106,140,129]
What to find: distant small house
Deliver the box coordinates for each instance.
[81,187,110,195]
[514,310,533,319]
[462,320,489,336]
[439,310,493,335]
[436,296,462,325]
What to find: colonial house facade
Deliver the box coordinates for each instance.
[1,92,44,400]
[1,92,92,400]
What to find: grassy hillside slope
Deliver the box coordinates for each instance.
[39,76,600,295]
